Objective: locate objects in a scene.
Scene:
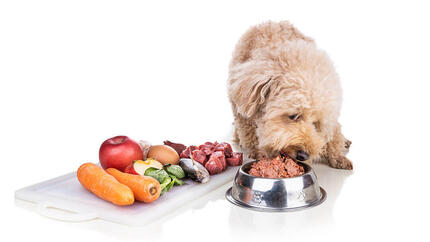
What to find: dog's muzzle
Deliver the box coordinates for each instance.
[296,150,309,161]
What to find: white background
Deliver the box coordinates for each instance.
[1,0,429,241]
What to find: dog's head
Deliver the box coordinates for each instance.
[229,41,342,161]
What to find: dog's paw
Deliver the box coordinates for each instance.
[328,155,353,170]
[247,150,268,160]
[247,151,259,160]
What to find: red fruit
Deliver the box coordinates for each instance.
[99,136,143,171]
[124,159,163,175]
[124,163,138,175]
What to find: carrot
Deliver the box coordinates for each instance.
[77,163,134,206]
[106,168,161,203]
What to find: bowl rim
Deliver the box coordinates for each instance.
[239,160,313,180]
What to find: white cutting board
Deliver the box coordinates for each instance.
[15,165,240,226]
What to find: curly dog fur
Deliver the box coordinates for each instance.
[228,21,352,169]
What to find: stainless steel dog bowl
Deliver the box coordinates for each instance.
[225,161,326,212]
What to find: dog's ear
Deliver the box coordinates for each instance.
[228,62,275,118]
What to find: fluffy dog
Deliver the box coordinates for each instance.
[228,21,352,169]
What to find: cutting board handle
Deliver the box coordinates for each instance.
[36,202,98,222]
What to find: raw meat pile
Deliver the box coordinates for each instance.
[248,155,305,178]
[164,141,243,175]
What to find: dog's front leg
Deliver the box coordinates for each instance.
[322,123,353,170]
[232,112,262,160]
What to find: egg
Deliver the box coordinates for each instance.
[147,145,180,165]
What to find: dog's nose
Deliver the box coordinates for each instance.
[296,150,309,161]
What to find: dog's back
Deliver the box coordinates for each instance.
[230,21,313,66]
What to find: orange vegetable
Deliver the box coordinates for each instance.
[106,168,161,203]
[77,163,134,206]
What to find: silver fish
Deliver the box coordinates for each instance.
[179,158,210,183]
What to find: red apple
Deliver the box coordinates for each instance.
[124,162,139,175]
[99,136,143,171]
[124,159,163,176]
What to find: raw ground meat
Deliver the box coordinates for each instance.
[248,155,304,178]
[284,158,305,177]
[226,152,243,166]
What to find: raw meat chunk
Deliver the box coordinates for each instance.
[180,145,198,158]
[198,142,215,156]
[226,152,243,166]
[214,142,233,157]
[212,151,227,170]
[192,149,208,165]
[205,159,223,175]
[205,151,226,174]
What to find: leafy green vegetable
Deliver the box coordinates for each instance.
[160,177,172,195]
[160,176,176,194]
[166,178,175,191]
[145,167,184,194]
[165,165,185,179]
[173,176,184,185]
[144,167,170,184]
[144,167,158,174]
[160,177,171,188]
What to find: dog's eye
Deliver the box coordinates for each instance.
[288,114,300,121]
